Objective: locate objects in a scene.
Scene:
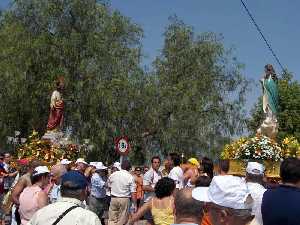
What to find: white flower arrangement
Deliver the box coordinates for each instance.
[234,135,283,161]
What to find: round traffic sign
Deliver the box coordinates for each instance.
[115,136,130,155]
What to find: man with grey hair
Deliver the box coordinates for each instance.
[192,175,254,225]
[172,188,204,225]
[28,170,100,225]
[49,164,67,203]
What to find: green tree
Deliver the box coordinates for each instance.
[149,17,249,158]
[0,0,144,162]
[247,71,300,141]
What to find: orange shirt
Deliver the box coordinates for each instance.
[201,213,212,225]
[134,175,144,199]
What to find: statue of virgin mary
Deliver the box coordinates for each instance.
[257,64,279,139]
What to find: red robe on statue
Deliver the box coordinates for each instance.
[47,99,64,131]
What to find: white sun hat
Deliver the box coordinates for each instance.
[60,159,72,165]
[89,162,98,167]
[246,162,265,175]
[95,162,107,170]
[113,162,121,171]
[32,166,50,177]
[75,158,88,165]
[192,175,253,210]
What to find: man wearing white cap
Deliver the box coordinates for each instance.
[89,162,108,220]
[112,162,121,173]
[192,175,253,225]
[75,158,88,174]
[245,162,266,225]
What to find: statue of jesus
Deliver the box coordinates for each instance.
[257,64,279,139]
[47,77,65,131]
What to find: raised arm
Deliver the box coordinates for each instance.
[127,201,151,225]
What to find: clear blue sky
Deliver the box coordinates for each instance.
[1,0,299,111]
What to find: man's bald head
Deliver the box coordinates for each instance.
[174,189,204,224]
[51,164,67,185]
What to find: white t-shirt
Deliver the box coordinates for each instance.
[168,166,184,189]
[108,170,136,197]
[143,168,162,202]
[247,182,266,225]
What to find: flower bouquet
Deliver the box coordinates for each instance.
[234,135,282,161]
[221,134,283,177]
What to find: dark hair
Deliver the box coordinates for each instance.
[151,156,161,163]
[30,173,49,184]
[154,177,175,199]
[174,189,204,221]
[246,173,264,185]
[202,157,214,179]
[195,175,212,187]
[121,160,131,171]
[280,158,300,184]
[169,153,181,167]
[219,159,230,173]
[61,181,84,199]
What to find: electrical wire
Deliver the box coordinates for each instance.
[240,0,285,72]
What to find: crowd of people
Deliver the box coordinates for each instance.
[1,151,300,225]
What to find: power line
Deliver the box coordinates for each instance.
[240,0,285,72]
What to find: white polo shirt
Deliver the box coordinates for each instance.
[168,166,184,189]
[143,168,162,202]
[108,170,136,197]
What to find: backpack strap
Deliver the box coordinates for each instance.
[52,205,79,225]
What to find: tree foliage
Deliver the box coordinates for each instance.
[0,2,249,162]
[151,17,249,158]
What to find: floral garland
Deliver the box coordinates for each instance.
[17,131,84,163]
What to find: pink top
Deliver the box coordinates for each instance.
[19,185,42,225]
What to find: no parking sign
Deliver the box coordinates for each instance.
[115,136,130,156]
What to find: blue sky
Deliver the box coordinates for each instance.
[1,0,299,111]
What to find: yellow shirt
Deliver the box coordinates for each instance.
[151,199,174,225]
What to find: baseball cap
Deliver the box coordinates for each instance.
[113,162,121,171]
[75,158,88,165]
[246,162,265,175]
[188,158,200,167]
[61,159,72,165]
[32,166,50,177]
[61,170,88,189]
[192,175,253,210]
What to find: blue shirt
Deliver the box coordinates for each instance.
[49,184,61,203]
[90,173,106,198]
[262,185,300,225]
